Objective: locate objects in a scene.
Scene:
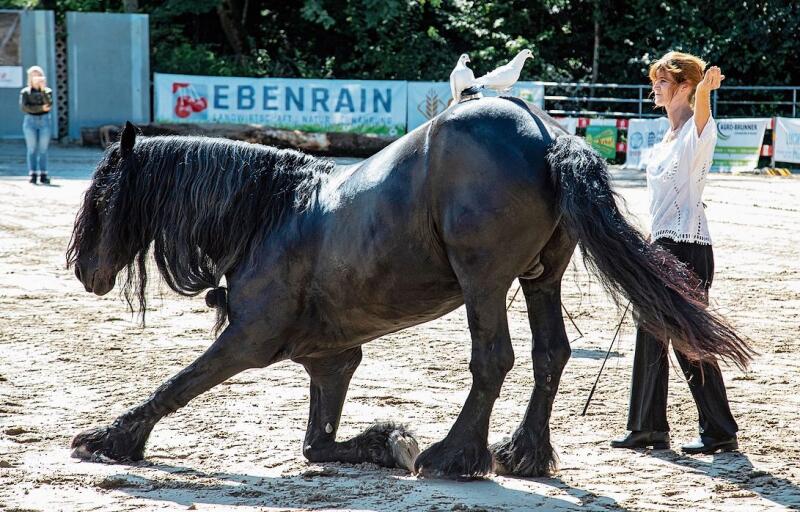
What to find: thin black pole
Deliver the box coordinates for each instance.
[581,302,630,416]
[506,283,522,311]
[507,284,585,343]
[561,303,584,338]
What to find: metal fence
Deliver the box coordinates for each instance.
[542,82,799,118]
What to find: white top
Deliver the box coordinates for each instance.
[645,115,717,245]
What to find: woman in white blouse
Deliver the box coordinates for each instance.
[611,51,739,455]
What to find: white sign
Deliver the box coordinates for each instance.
[0,66,22,88]
[625,117,669,169]
[406,81,545,131]
[554,117,578,135]
[154,73,408,136]
[407,82,451,132]
[773,117,800,164]
[712,118,770,173]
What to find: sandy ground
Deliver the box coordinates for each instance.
[0,147,799,511]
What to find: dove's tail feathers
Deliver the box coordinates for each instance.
[546,135,753,369]
[460,85,484,99]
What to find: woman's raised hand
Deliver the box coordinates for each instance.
[698,66,725,92]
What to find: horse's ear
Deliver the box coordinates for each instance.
[120,121,136,158]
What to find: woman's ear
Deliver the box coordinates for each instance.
[120,121,136,158]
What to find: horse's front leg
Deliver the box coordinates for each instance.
[491,226,576,477]
[414,285,514,478]
[71,322,274,462]
[299,348,419,471]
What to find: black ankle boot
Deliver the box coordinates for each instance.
[681,435,738,455]
[38,172,50,185]
[610,430,670,450]
[29,172,37,184]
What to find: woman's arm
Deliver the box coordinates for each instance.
[42,89,52,112]
[694,66,724,136]
[19,89,33,114]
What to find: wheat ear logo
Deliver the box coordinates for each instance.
[417,89,446,120]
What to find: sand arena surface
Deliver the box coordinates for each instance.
[0,165,799,511]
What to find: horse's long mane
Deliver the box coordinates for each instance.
[68,136,334,331]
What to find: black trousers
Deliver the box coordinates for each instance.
[626,238,738,438]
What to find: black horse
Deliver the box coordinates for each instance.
[66,97,750,478]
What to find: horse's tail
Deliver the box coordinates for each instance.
[545,135,752,368]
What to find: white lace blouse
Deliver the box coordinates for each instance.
[645,115,717,245]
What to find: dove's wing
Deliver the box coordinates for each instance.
[449,72,459,102]
[474,63,514,85]
[450,68,476,101]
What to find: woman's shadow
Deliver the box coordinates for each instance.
[650,450,800,509]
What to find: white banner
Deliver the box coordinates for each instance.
[154,73,407,136]
[554,117,578,135]
[712,118,770,173]
[0,66,22,88]
[625,117,669,169]
[407,82,450,132]
[773,117,800,164]
[406,81,544,131]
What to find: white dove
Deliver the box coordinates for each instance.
[449,53,476,103]
[473,49,534,93]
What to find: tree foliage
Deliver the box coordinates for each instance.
[7,0,799,86]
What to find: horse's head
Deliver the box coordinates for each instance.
[67,122,142,296]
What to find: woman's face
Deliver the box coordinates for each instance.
[652,70,689,108]
[30,71,45,88]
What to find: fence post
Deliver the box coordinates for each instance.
[638,87,643,116]
[794,89,797,117]
[712,90,718,116]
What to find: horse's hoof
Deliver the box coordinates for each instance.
[414,437,493,479]
[388,428,420,472]
[70,424,145,463]
[356,422,420,471]
[489,428,557,477]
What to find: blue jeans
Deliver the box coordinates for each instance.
[23,113,51,172]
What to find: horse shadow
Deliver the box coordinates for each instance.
[571,348,623,360]
[106,461,633,511]
[650,450,800,509]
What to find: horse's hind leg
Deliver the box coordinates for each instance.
[298,348,419,471]
[414,280,514,478]
[491,224,576,477]
[71,322,274,462]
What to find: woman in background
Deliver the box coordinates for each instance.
[610,51,739,455]
[19,65,53,184]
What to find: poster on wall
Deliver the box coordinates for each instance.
[625,117,669,169]
[406,81,545,131]
[0,12,23,88]
[773,117,800,164]
[154,73,408,136]
[712,118,770,172]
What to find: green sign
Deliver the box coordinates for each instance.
[585,126,618,159]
